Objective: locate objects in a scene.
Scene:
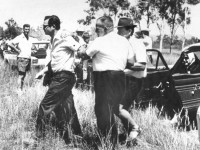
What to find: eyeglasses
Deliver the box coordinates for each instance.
[43,24,49,30]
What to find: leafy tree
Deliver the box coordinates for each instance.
[78,0,136,25]
[166,0,200,53]
[129,5,142,29]
[137,0,157,28]
[180,0,200,49]
[0,26,4,37]
[137,0,169,52]
[35,26,50,41]
[154,0,172,52]
[185,36,200,46]
[4,18,21,39]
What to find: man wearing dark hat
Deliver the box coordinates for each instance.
[117,17,146,143]
[78,15,134,147]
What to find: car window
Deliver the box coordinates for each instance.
[38,44,48,49]
[33,43,49,50]
[185,52,200,74]
[173,51,200,75]
[147,50,168,71]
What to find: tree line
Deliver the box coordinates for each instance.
[77,0,200,52]
[0,18,48,41]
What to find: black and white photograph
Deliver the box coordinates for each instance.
[0,0,200,149]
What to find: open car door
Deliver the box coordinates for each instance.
[139,49,170,108]
[170,46,200,120]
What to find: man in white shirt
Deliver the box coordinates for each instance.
[9,24,35,90]
[78,15,134,147]
[141,28,153,63]
[117,17,147,144]
[81,32,93,89]
[35,15,82,144]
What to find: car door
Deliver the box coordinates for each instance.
[138,49,170,108]
[170,47,200,118]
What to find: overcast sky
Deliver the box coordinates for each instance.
[0,0,89,31]
[1,0,200,38]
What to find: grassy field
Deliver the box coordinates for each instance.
[0,57,200,150]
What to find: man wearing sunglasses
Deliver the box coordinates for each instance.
[78,15,134,148]
[35,15,82,145]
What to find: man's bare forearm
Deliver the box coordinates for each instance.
[126,62,146,71]
[8,44,21,53]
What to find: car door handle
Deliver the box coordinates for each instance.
[191,84,200,96]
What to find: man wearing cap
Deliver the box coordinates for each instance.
[78,15,134,147]
[117,17,147,143]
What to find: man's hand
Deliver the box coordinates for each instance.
[131,62,146,71]
[77,45,90,60]
[35,66,48,79]
[77,45,87,55]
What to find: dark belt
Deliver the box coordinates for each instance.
[53,70,74,76]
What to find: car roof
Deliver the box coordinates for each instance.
[182,43,200,52]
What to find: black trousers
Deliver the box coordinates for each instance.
[120,75,143,132]
[122,75,143,110]
[36,71,82,143]
[93,71,126,145]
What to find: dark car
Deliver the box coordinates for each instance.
[140,45,200,127]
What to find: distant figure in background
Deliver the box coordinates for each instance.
[8,24,35,90]
[75,28,85,45]
[0,37,5,58]
[73,29,86,89]
[197,106,200,142]
[0,36,4,50]
[141,28,153,63]
[82,32,90,44]
[82,32,93,89]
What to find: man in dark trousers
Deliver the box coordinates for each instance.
[78,15,134,148]
[117,17,146,144]
[35,15,82,144]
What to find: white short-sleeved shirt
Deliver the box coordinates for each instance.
[11,34,36,58]
[124,36,147,78]
[86,32,134,71]
[50,29,81,72]
[143,36,152,49]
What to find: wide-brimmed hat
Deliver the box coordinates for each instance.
[117,17,137,28]
[140,27,150,32]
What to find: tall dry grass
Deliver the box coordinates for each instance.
[0,58,200,150]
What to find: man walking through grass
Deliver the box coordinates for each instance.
[8,24,35,90]
[117,17,146,145]
[78,15,134,148]
[35,15,82,145]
